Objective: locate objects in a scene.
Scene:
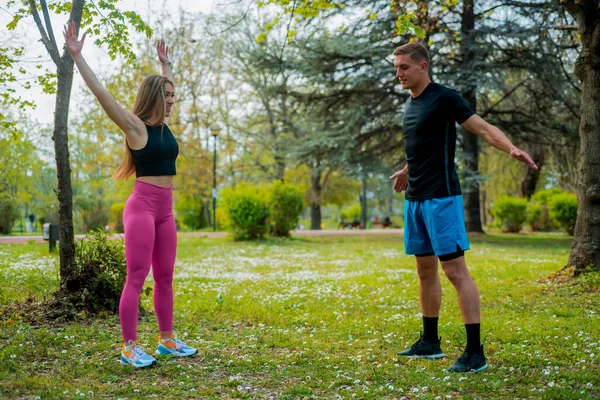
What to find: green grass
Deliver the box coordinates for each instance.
[1,233,599,399]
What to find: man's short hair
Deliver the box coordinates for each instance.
[393,42,429,65]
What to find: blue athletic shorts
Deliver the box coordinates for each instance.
[404,195,470,257]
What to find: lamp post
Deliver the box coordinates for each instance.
[211,128,220,232]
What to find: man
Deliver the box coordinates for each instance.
[389,42,537,373]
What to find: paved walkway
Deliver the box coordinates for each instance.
[0,229,403,244]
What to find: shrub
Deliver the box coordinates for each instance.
[491,196,528,233]
[76,197,109,232]
[110,202,126,233]
[175,195,208,231]
[548,193,578,235]
[526,201,544,231]
[0,193,19,234]
[221,183,270,240]
[528,188,566,231]
[215,208,229,230]
[531,188,564,204]
[340,203,361,221]
[64,229,127,313]
[269,182,304,237]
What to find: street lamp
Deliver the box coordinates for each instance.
[211,127,220,232]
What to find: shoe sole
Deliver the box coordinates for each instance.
[156,349,198,357]
[448,362,488,373]
[120,359,157,368]
[401,353,445,359]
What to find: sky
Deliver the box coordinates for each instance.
[1,0,218,126]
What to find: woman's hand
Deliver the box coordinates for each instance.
[63,21,87,57]
[156,40,170,64]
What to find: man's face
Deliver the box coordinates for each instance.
[394,54,427,90]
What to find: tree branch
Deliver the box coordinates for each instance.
[28,0,61,66]
[480,79,528,119]
[39,0,59,60]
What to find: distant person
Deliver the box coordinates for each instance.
[64,22,196,368]
[389,42,537,373]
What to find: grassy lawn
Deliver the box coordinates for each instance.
[0,233,599,399]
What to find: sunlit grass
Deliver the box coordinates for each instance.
[0,233,598,399]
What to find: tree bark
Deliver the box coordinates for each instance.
[459,0,484,233]
[310,170,322,230]
[33,0,84,289]
[562,0,600,274]
[521,143,545,199]
[360,171,367,230]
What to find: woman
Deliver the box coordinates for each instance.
[64,22,197,368]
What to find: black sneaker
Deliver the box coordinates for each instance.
[448,345,487,373]
[398,333,445,359]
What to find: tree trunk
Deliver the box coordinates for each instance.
[360,172,367,229]
[562,0,600,274]
[387,177,394,219]
[459,0,484,233]
[310,171,322,230]
[521,143,545,199]
[55,0,85,290]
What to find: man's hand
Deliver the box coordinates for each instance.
[510,147,538,170]
[389,168,408,193]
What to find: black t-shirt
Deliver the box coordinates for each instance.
[402,82,475,201]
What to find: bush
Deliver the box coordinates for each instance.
[269,182,304,237]
[65,229,127,313]
[215,208,229,230]
[0,193,19,234]
[526,201,544,231]
[548,193,578,235]
[492,196,528,233]
[110,202,126,233]
[531,188,564,204]
[221,183,270,240]
[340,203,361,221]
[175,195,208,231]
[527,188,565,231]
[76,197,109,232]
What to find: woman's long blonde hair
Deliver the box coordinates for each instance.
[113,75,174,180]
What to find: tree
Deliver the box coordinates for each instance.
[6,0,151,291]
[560,0,600,274]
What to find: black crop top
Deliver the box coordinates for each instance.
[130,124,179,177]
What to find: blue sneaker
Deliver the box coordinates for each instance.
[156,333,198,357]
[120,341,157,368]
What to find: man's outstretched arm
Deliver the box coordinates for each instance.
[461,114,538,170]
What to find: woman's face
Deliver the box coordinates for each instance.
[164,82,175,118]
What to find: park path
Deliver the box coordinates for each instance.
[0,229,403,244]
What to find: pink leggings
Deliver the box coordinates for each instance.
[119,180,177,342]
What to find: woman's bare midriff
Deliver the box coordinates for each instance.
[137,176,174,188]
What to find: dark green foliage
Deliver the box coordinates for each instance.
[548,193,578,235]
[269,182,304,237]
[63,229,126,313]
[492,197,528,233]
[175,195,208,231]
[0,193,19,234]
[222,184,270,240]
[527,189,562,231]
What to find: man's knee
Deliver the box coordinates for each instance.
[441,258,471,285]
[416,256,439,281]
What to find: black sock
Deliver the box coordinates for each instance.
[422,316,439,342]
[465,323,482,353]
